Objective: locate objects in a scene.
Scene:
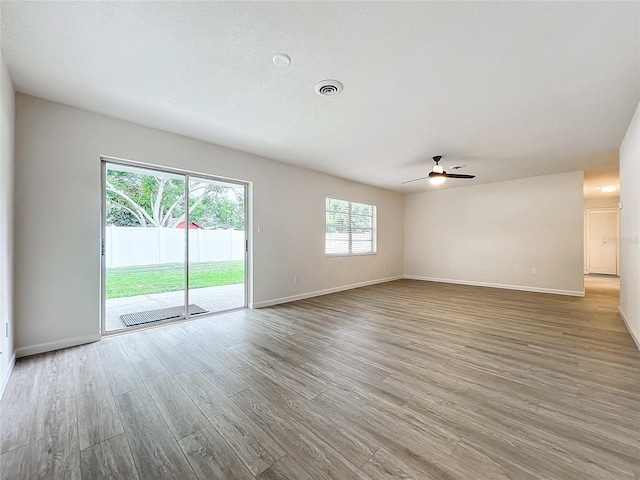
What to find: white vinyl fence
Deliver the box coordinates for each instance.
[105,226,245,268]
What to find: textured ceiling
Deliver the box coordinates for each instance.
[2,2,638,192]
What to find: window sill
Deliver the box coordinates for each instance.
[325,252,377,258]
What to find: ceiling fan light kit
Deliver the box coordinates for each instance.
[402,155,476,186]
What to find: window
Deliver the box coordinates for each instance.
[325,197,377,256]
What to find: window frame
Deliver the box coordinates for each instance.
[325,196,377,257]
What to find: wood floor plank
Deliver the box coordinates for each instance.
[256,455,315,480]
[132,356,172,384]
[173,341,230,373]
[408,384,637,478]
[362,447,442,480]
[171,321,200,335]
[3,275,638,480]
[74,361,124,450]
[231,387,371,480]
[118,333,156,363]
[201,367,251,396]
[174,342,251,395]
[236,366,306,404]
[31,389,80,479]
[71,342,101,366]
[0,444,33,480]
[538,394,639,438]
[134,358,210,440]
[114,387,197,480]
[298,360,412,407]
[158,325,192,346]
[175,368,286,476]
[236,330,315,366]
[193,339,252,371]
[232,343,329,399]
[142,332,197,375]
[312,389,470,479]
[97,338,144,396]
[286,396,380,468]
[178,425,254,480]
[0,356,40,453]
[79,434,139,480]
[449,439,532,480]
[236,367,379,467]
[37,348,75,397]
[312,347,392,382]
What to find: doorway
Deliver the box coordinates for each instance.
[101,158,247,333]
[586,207,619,275]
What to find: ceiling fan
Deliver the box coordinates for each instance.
[402,156,476,185]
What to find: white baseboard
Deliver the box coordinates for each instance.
[15,332,102,358]
[251,276,404,309]
[404,275,585,297]
[619,307,640,351]
[1,353,16,400]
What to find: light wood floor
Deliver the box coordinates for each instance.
[1,276,638,479]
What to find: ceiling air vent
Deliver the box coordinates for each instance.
[315,80,343,97]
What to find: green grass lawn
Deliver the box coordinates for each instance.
[106,261,244,299]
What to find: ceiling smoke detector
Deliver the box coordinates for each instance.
[272,54,291,67]
[315,80,343,97]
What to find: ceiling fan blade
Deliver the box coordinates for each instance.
[444,173,475,179]
[401,176,430,184]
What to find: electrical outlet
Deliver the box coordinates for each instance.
[258,225,263,233]
[294,275,299,283]
[484,267,489,274]
[383,264,387,271]
[449,265,454,272]
[531,267,537,275]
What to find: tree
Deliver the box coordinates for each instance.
[190,192,245,229]
[106,170,244,229]
[325,198,374,234]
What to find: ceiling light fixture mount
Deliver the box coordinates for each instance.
[272,54,291,67]
[315,80,343,97]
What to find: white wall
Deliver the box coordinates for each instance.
[619,101,640,349]
[0,53,15,394]
[405,171,584,296]
[14,94,404,356]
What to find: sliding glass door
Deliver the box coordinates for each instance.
[187,176,246,316]
[101,159,247,333]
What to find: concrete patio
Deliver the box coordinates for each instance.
[105,283,245,331]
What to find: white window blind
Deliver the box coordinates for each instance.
[325,197,377,256]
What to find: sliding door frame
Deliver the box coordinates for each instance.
[100,155,249,335]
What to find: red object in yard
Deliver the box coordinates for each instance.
[176,221,202,229]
